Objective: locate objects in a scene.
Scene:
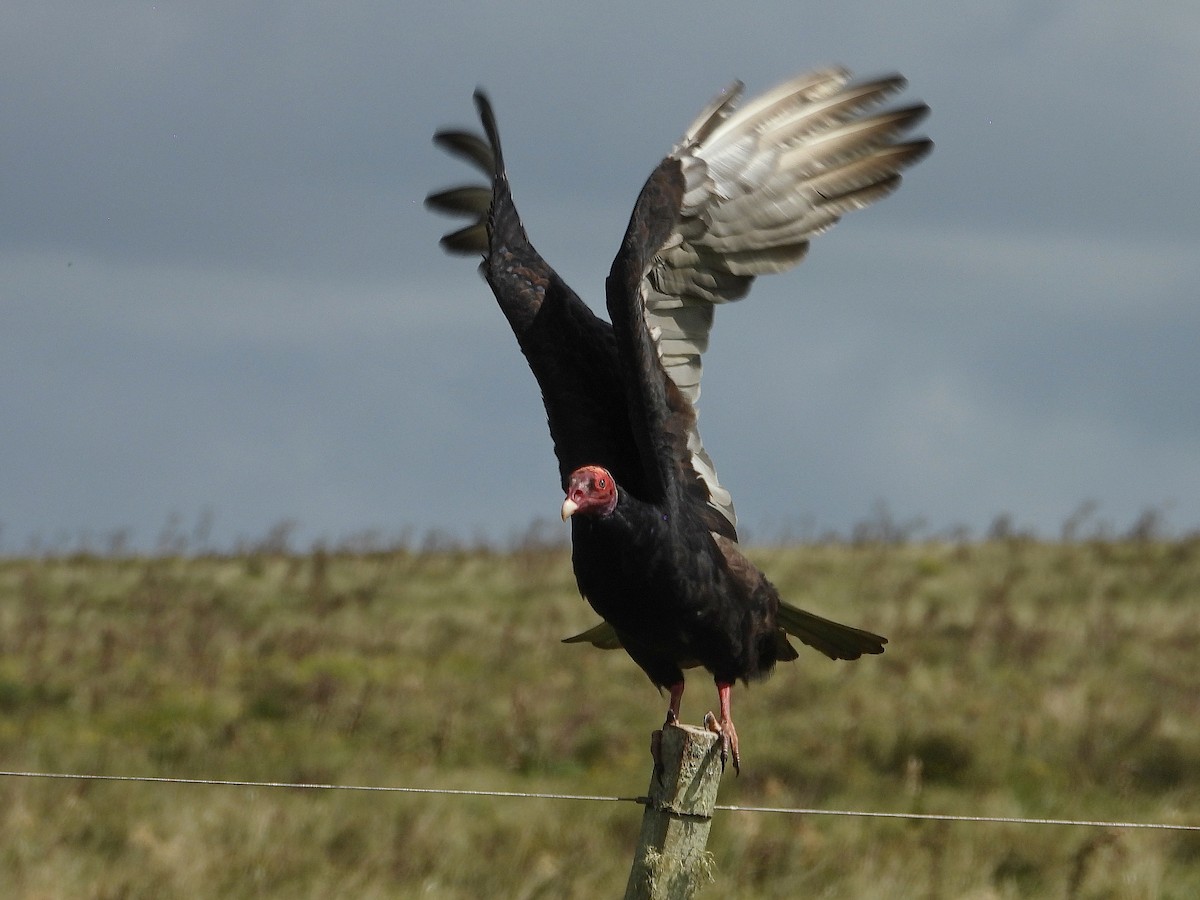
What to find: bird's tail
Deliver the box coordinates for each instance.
[564,604,886,663]
[776,600,886,661]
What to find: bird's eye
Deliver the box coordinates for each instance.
[597,478,607,490]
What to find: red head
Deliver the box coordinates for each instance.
[561,465,618,520]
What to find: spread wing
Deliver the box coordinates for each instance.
[643,67,932,530]
[426,93,653,498]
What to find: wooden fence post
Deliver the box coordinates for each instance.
[624,723,723,899]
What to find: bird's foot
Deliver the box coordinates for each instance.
[703,710,740,775]
[650,708,680,786]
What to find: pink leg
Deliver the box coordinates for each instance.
[651,681,687,784]
[665,681,685,727]
[703,681,740,775]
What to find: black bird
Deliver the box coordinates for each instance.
[427,68,930,771]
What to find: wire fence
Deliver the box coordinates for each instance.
[2,769,1197,832]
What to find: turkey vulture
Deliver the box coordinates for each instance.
[427,68,930,772]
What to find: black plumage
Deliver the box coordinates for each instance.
[427,69,930,771]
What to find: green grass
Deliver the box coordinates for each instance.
[2,535,1199,897]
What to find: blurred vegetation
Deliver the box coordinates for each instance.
[2,520,1199,898]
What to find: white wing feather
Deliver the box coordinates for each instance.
[644,67,931,532]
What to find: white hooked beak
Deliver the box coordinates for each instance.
[560,497,579,521]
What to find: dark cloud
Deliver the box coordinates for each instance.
[4,2,1199,550]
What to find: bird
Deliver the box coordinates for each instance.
[426,67,930,773]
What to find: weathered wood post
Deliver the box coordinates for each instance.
[624,723,723,899]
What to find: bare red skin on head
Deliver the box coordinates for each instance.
[561,465,619,519]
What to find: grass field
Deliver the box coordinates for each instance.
[2,530,1199,898]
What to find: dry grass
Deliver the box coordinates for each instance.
[2,532,1199,897]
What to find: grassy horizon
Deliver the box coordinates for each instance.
[2,531,1199,897]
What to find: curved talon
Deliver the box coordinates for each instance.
[714,681,742,775]
[703,710,740,775]
[665,681,684,728]
[723,719,741,776]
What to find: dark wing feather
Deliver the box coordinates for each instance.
[605,158,704,515]
[425,93,649,495]
[432,128,494,175]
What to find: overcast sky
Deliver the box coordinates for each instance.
[4,2,1198,552]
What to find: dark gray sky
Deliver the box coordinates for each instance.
[5,2,1199,551]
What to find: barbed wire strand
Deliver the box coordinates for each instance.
[2,769,1197,832]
